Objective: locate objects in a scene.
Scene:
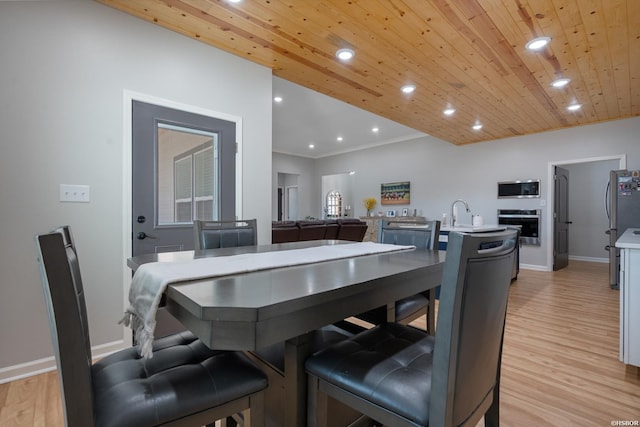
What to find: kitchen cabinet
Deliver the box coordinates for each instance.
[615,228,640,367]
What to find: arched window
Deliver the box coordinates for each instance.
[326,191,342,218]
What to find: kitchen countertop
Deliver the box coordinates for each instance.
[440,224,506,233]
[616,228,640,249]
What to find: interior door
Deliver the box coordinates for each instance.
[132,100,236,256]
[554,166,571,270]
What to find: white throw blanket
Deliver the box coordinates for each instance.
[121,242,414,358]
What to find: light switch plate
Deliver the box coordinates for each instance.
[59,184,90,203]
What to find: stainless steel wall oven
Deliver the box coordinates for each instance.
[497,209,541,246]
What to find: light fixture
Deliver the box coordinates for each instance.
[308,143,315,149]
[349,171,356,175]
[372,127,379,133]
[567,103,582,111]
[472,122,483,131]
[273,96,283,102]
[228,0,242,3]
[443,107,456,116]
[401,84,416,94]
[336,48,355,61]
[525,36,551,51]
[551,78,571,88]
[337,136,343,142]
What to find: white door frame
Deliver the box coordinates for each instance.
[121,90,243,343]
[285,185,298,220]
[545,154,626,271]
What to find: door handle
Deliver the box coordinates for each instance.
[565,221,573,224]
[137,231,157,240]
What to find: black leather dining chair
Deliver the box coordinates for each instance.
[193,219,257,250]
[306,229,519,427]
[355,220,440,333]
[36,226,267,427]
[153,219,256,340]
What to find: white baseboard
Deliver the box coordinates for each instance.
[569,255,609,263]
[0,339,127,384]
[520,263,550,272]
[518,257,607,273]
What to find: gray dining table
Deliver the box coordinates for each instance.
[127,240,445,427]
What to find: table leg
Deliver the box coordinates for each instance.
[284,332,312,427]
[385,302,396,322]
[427,288,436,334]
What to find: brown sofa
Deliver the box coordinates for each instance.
[272,219,367,243]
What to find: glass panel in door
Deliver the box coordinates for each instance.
[157,124,219,226]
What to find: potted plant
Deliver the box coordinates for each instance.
[363,197,377,216]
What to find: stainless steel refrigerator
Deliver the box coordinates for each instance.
[606,169,640,289]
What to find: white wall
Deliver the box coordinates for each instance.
[291,117,640,269]
[0,1,271,378]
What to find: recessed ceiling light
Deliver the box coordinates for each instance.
[401,84,416,94]
[372,127,379,133]
[443,108,456,116]
[228,0,242,3]
[472,122,483,131]
[273,96,283,102]
[336,48,355,61]
[567,103,582,111]
[337,136,343,142]
[349,171,356,175]
[308,144,315,149]
[525,36,551,51]
[551,78,571,88]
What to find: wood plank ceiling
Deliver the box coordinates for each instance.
[99,0,639,145]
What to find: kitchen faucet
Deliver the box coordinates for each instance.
[450,199,470,227]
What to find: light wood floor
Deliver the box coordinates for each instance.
[1,261,638,426]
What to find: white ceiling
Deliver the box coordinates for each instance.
[272,76,425,159]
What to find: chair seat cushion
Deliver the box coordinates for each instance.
[92,331,267,427]
[305,323,434,426]
[396,293,429,320]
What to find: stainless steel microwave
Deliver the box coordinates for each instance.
[497,180,540,199]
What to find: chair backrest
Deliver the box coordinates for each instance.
[36,226,96,427]
[378,219,440,249]
[429,229,518,426]
[336,218,368,242]
[194,219,257,250]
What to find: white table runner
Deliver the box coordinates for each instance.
[122,242,414,358]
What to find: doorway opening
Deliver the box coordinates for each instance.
[547,155,626,272]
[276,173,299,220]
